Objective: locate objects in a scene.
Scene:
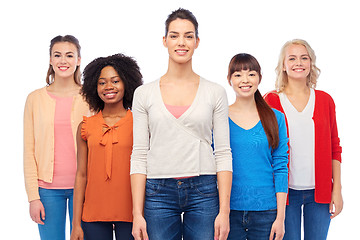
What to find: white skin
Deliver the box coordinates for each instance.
[71,66,127,240]
[229,69,286,240]
[29,42,81,225]
[283,44,343,219]
[131,18,232,240]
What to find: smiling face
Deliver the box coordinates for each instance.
[97,66,125,107]
[283,44,311,82]
[49,42,81,80]
[230,69,260,99]
[163,18,199,65]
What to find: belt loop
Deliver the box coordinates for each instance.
[160,179,165,186]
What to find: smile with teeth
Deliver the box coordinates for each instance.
[104,92,117,98]
[58,66,69,71]
[293,68,305,72]
[239,86,252,90]
[175,49,188,54]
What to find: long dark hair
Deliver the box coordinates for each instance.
[228,53,279,149]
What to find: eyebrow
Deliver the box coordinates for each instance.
[98,76,120,80]
[53,51,75,55]
[169,31,195,34]
[288,54,310,57]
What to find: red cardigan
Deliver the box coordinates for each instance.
[264,90,342,203]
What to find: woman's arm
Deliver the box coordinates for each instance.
[130,86,149,240]
[328,95,343,219]
[214,171,232,240]
[270,112,289,240]
[70,123,88,240]
[212,86,232,240]
[270,192,287,240]
[131,174,148,240]
[330,159,343,219]
[24,95,40,202]
[24,94,46,224]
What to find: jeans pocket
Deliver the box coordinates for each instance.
[145,180,161,196]
[194,180,218,197]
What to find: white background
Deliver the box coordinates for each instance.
[1,0,358,239]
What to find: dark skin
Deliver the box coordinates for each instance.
[71,66,127,240]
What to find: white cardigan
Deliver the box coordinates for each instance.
[130,77,232,178]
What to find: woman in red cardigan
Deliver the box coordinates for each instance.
[264,39,342,240]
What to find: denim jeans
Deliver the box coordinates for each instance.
[81,221,133,240]
[144,175,219,240]
[283,189,331,240]
[38,188,73,240]
[227,209,277,240]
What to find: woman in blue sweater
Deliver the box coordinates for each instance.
[227,53,288,240]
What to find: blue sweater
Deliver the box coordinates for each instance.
[229,109,288,211]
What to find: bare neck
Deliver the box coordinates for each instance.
[47,76,80,97]
[162,58,199,83]
[231,96,257,113]
[284,78,310,96]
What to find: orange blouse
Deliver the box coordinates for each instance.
[81,110,133,222]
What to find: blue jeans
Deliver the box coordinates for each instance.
[228,210,277,240]
[81,221,133,240]
[283,189,331,240]
[144,175,219,240]
[38,188,73,240]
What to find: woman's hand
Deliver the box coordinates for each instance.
[214,211,230,240]
[70,225,84,240]
[29,199,45,225]
[132,214,148,240]
[269,218,285,240]
[330,189,343,219]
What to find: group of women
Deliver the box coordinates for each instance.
[23,8,342,240]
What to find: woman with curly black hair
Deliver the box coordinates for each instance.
[71,54,143,240]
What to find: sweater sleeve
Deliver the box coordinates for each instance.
[212,86,233,172]
[23,93,40,202]
[130,86,149,175]
[272,111,289,193]
[328,95,342,162]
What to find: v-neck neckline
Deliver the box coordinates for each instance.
[157,77,202,121]
[229,117,261,131]
[280,89,315,115]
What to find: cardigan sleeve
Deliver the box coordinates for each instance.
[130,86,149,175]
[23,93,40,202]
[328,94,342,162]
[212,86,233,172]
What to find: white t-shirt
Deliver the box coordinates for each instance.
[280,89,315,190]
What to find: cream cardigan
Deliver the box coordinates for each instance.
[130,78,232,178]
[23,87,89,202]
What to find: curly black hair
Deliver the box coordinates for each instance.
[82,53,143,112]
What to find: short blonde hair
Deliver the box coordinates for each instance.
[275,39,320,92]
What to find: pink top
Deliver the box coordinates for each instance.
[38,92,76,189]
[165,104,190,119]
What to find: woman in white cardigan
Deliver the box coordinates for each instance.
[130,8,232,240]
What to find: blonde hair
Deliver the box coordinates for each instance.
[275,39,320,92]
